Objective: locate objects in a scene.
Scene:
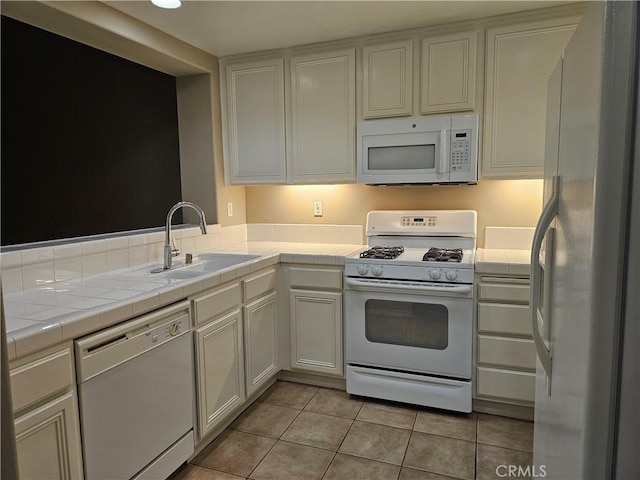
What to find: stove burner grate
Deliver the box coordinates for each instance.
[423,247,463,263]
[359,246,405,260]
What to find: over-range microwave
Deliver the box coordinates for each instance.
[357,114,478,185]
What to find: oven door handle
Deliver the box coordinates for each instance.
[345,278,472,294]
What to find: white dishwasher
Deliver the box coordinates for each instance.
[75,301,194,480]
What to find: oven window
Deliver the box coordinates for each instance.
[367,145,436,170]
[364,299,448,349]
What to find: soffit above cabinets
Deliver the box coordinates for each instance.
[103,1,579,57]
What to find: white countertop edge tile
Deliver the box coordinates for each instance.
[13,322,63,358]
[7,337,16,362]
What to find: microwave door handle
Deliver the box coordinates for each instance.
[438,130,448,174]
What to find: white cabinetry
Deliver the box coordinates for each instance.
[192,268,279,439]
[192,282,245,438]
[289,48,356,183]
[242,267,278,396]
[476,276,535,405]
[286,266,343,376]
[222,57,286,184]
[10,345,83,480]
[362,40,413,119]
[482,16,580,178]
[421,31,477,114]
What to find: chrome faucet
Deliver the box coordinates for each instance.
[156,201,207,271]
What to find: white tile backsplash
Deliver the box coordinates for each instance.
[273,225,291,242]
[81,240,107,255]
[106,236,129,251]
[342,226,364,244]
[82,253,108,277]
[22,247,54,264]
[2,267,23,293]
[1,251,23,268]
[245,223,363,245]
[22,262,55,289]
[485,227,506,249]
[289,225,307,243]
[106,250,129,271]
[485,227,535,250]
[1,222,363,293]
[505,228,535,250]
[306,226,325,243]
[53,243,82,260]
[323,225,343,244]
[54,257,83,282]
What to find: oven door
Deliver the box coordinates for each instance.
[345,280,473,379]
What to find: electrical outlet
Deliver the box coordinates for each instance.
[227,202,233,217]
[313,200,323,217]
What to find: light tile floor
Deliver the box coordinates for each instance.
[172,381,534,480]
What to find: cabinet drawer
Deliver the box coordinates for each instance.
[289,267,342,290]
[243,268,276,302]
[476,367,535,403]
[193,282,242,325]
[11,347,74,412]
[478,282,530,303]
[478,302,532,336]
[478,335,536,370]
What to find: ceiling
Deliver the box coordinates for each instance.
[104,1,576,57]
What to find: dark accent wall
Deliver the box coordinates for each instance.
[1,16,183,246]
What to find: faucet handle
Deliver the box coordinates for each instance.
[171,239,180,257]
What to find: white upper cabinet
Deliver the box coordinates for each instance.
[482,16,580,178]
[362,40,413,119]
[289,48,356,183]
[223,57,286,184]
[421,31,477,114]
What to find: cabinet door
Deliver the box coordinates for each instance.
[290,289,343,376]
[421,31,477,114]
[290,48,356,183]
[483,16,580,178]
[243,292,278,396]
[14,391,83,480]
[224,58,286,184]
[362,40,413,119]
[195,309,245,438]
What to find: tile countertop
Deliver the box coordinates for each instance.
[4,241,366,361]
[475,248,532,277]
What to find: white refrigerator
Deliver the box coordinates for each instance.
[531,1,639,479]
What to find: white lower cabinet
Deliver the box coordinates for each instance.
[194,308,245,439]
[289,287,343,376]
[243,292,278,396]
[475,276,535,406]
[10,344,83,480]
[14,391,83,480]
[286,266,344,377]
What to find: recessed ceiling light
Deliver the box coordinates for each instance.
[151,0,182,9]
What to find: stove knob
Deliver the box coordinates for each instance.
[429,269,441,280]
[372,266,383,277]
[357,265,369,276]
[445,270,458,281]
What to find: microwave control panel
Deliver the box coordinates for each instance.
[451,130,471,172]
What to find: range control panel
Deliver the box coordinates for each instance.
[401,216,437,227]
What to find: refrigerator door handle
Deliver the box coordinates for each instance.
[531,176,559,379]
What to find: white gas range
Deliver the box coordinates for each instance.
[344,210,477,413]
